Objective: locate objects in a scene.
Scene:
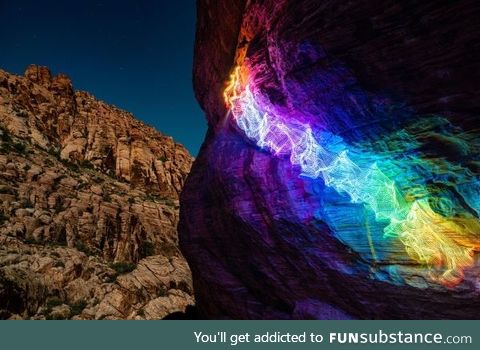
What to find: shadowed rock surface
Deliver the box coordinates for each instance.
[0,66,194,319]
[180,0,480,319]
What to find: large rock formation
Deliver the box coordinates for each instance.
[180,0,480,319]
[0,65,194,319]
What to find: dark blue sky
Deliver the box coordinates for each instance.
[0,0,205,155]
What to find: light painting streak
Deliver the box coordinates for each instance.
[224,63,480,287]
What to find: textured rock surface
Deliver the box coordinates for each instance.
[2,65,191,197]
[0,66,193,319]
[180,0,480,319]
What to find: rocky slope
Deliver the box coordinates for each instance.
[180,0,480,319]
[0,65,194,319]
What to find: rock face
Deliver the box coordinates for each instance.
[0,66,194,319]
[180,0,480,319]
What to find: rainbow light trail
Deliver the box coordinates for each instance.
[224,64,480,287]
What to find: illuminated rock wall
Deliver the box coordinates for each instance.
[180,0,480,319]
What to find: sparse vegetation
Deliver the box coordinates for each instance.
[92,175,104,184]
[0,145,9,154]
[110,261,136,275]
[46,297,63,310]
[143,194,176,207]
[145,194,158,202]
[69,300,87,318]
[1,141,27,155]
[0,128,17,154]
[75,241,94,256]
[47,147,61,159]
[0,127,12,143]
[165,199,176,207]
[157,286,167,297]
[12,141,27,154]
[61,159,80,172]
[44,296,88,320]
[0,212,9,225]
[78,159,94,169]
[140,240,155,257]
[45,312,67,320]
[24,236,38,244]
[44,297,68,320]
[21,198,34,208]
[0,70,194,321]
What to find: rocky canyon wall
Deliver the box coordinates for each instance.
[0,66,194,319]
[180,0,480,319]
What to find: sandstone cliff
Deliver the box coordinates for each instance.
[0,65,194,319]
[180,0,480,319]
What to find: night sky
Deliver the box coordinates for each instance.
[0,0,205,155]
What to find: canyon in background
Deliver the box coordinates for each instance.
[0,65,194,319]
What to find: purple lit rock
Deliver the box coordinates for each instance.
[180,0,480,319]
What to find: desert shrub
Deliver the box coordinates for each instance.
[69,300,87,318]
[21,199,34,208]
[46,297,62,310]
[12,142,27,154]
[157,286,167,297]
[47,147,61,159]
[110,262,136,275]
[44,297,68,320]
[144,194,159,202]
[61,159,79,172]
[78,159,94,169]
[140,240,155,258]
[0,128,12,143]
[0,212,9,225]
[165,199,176,207]
[75,241,94,256]
[91,175,103,183]
[24,236,37,244]
[0,145,9,154]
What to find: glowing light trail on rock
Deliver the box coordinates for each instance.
[224,63,480,287]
